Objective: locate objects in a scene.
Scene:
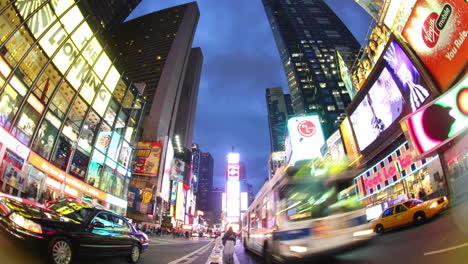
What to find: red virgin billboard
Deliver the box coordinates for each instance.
[402,0,468,91]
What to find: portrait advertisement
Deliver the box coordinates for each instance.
[0,85,22,129]
[33,119,58,159]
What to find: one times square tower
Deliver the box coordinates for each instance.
[262,0,361,137]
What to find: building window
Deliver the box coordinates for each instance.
[13,103,41,145]
[32,115,59,160]
[327,105,336,111]
[0,84,22,129]
[52,135,72,170]
[69,150,89,181]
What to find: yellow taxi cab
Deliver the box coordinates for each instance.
[373,196,449,234]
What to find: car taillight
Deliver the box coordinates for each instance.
[9,213,42,234]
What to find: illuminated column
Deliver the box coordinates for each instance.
[225,152,240,231]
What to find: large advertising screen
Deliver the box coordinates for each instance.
[132,142,162,176]
[226,180,240,217]
[340,117,360,164]
[349,37,436,154]
[287,115,325,165]
[401,75,467,155]
[402,0,468,91]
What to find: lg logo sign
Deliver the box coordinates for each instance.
[297,120,316,137]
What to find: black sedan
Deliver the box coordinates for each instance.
[0,194,149,264]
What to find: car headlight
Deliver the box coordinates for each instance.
[353,229,374,237]
[9,213,42,234]
[429,201,438,209]
[289,245,307,253]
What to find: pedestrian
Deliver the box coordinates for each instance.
[222,227,236,264]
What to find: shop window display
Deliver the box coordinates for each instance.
[114,173,124,198]
[118,140,132,168]
[87,151,105,188]
[1,151,25,196]
[49,81,75,119]
[113,80,128,103]
[12,103,41,145]
[52,135,72,170]
[0,84,22,129]
[122,89,135,109]
[95,121,112,153]
[64,96,88,142]
[31,64,61,104]
[103,100,118,127]
[69,150,89,181]
[32,119,59,159]
[115,110,128,134]
[3,24,33,68]
[124,118,136,142]
[18,45,47,88]
[107,132,122,162]
[22,165,46,203]
[100,166,115,194]
[78,110,100,153]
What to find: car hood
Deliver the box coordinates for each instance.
[0,196,80,225]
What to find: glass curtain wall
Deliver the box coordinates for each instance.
[0,0,146,207]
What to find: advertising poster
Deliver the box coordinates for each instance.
[349,39,433,153]
[132,142,162,176]
[355,0,385,21]
[337,51,357,99]
[287,115,325,165]
[402,0,468,91]
[352,24,391,89]
[324,130,347,163]
[402,75,468,155]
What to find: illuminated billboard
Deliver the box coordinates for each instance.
[287,115,325,165]
[324,130,347,163]
[240,192,248,211]
[222,192,227,213]
[348,37,437,154]
[16,0,119,117]
[227,152,240,163]
[226,163,240,180]
[226,180,240,217]
[132,142,162,176]
[160,139,173,202]
[402,0,468,91]
[401,76,467,155]
[175,183,185,221]
[337,51,357,99]
[352,25,391,89]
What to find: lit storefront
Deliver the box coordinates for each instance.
[354,142,446,209]
[0,0,146,214]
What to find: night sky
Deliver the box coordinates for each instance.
[127,0,372,194]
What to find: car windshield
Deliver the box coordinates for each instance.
[46,200,94,223]
[403,200,423,209]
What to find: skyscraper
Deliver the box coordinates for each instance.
[262,0,361,137]
[174,47,203,149]
[77,0,142,33]
[112,2,200,141]
[197,152,213,211]
[266,87,294,152]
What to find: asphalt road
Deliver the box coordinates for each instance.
[1,200,466,264]
[0,234,215,264]
[234,198,468,264]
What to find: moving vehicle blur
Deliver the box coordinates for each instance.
[0,194,148,264]
[373,196,449,234]
[241,161,375,262]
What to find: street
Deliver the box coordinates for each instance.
[0,199,466,264]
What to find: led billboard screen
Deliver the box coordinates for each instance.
[402,75,467,155]
[226,180,240,217]
[349,38,435,154]
[240,192,248,211]
[132,142,162,176]
[227,163,240,180]
[402,0,468,91]
[287,115,325,165]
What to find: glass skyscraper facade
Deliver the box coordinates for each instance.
[0,0,146,215]
[262,0,361,137]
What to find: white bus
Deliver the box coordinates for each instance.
[241,161,374,263]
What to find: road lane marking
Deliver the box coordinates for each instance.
[424,242,468,256]
[168,240,214,264]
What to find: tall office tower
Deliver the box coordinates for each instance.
[173,47,203,149]
[262,0,361,137]
[210,187,224,225]
[197,152,214,211]
[77,0,142,33]
[112,2,200,141]
[266,87,294,152]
